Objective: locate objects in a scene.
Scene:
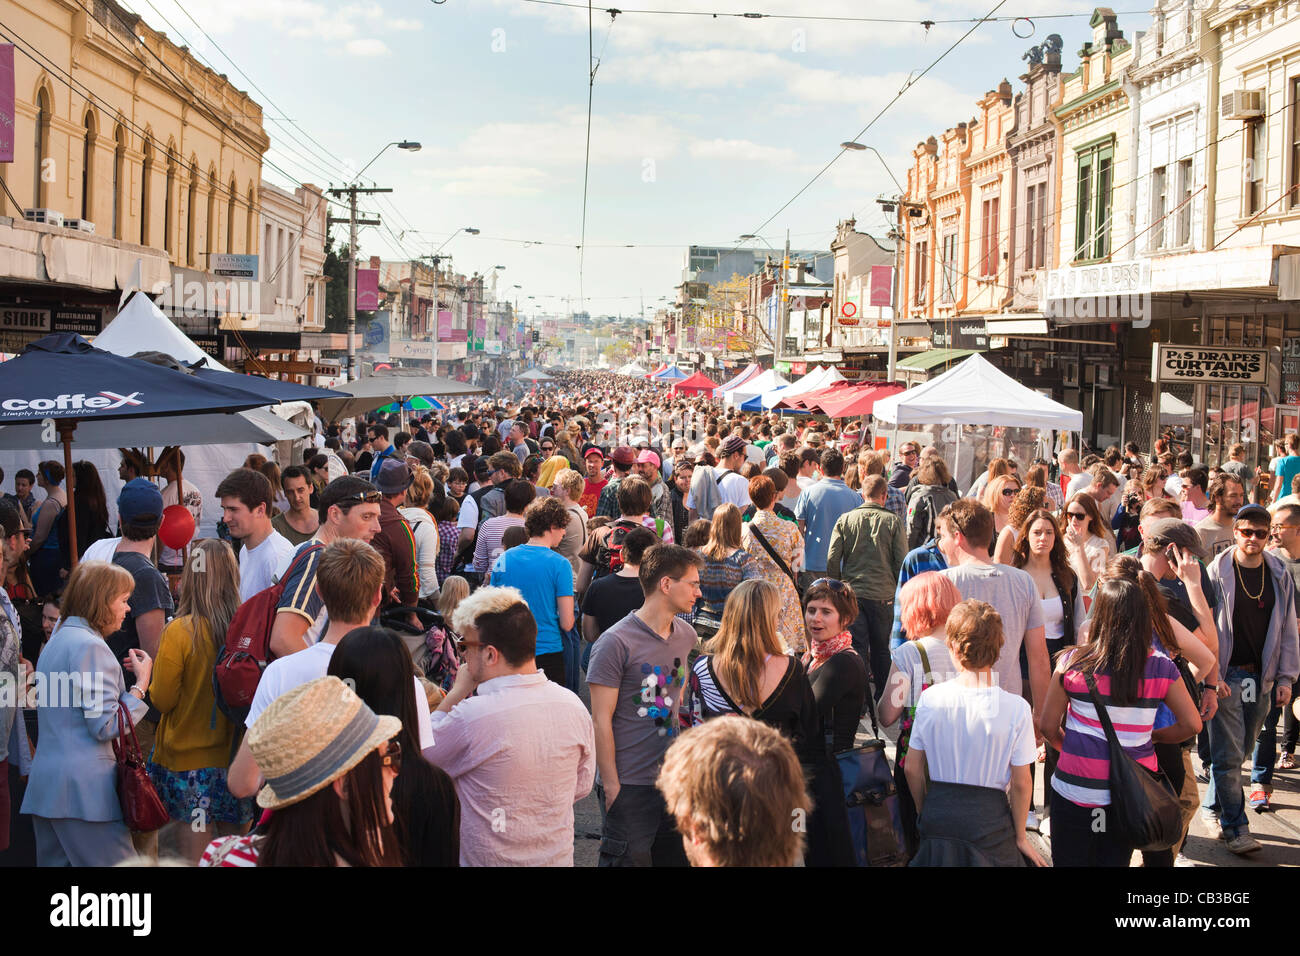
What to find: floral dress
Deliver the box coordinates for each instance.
[742,509,807,654]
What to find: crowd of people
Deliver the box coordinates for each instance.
[0,365,1297,868]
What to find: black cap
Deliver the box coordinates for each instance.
[1235,504,1272,526]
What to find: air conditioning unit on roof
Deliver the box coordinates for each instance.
[1221,89,1265,120]
[63,218,95,234]
[24,209,64,227]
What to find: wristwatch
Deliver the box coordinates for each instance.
[1201,681,1218,693]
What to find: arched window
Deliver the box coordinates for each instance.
[164,147,176,256]
[227,177,237,253]
[206,165,218,268]
[140,138,153,246]
[34,87,52,208]
[81,111,96,221]
[186,160,198,266]
[112,125,127,240]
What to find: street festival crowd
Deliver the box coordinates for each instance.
[0,366,1296,869]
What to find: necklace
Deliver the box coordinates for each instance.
[1234,556,1266,607]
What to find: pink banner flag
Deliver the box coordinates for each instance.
[0,46,13,164]
[869,265,893,308]
[355,269,379,311]
[437,310,452,341]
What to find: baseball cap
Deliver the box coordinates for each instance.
[1235,504,1272,526]
[118,478,163,529]
[612,445,637,467]
[1143,517,1207,560]
[719,435,746,458]
[582,443,605,460]
[636,450,661,469]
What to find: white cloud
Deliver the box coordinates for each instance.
[689,138,800,165]
[420,165,551,197]
[345,37,390,57]
[435,109,685,169]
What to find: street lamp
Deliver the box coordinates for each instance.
[337,139,421,382]
[842,140,908,383]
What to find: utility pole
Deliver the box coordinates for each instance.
[887,202,903,384]
[327,185,390,382]
[777,231,790,368]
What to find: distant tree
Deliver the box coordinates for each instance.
[323,229,356,334]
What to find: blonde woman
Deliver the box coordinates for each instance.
[686,579,854,867]
[982,474,1023,558]
[550,468,589,578]
[22,561,152,866]
[741,475,805,653]
[147,539,254,863]
[400,465,441,600]
[437,575,470,642]
[691,503,760,641]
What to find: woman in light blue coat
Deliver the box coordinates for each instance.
[21,561,153,866]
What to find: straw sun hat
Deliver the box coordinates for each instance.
[246,676,402,810]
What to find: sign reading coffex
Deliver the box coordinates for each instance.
[1152,345,1269,385]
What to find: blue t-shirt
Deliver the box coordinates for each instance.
[490,544,574,655]
[1275,455,1300,497]
[794,478,864,573]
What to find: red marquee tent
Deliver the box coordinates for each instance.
[670,371,719,398]
[817,383,905,419]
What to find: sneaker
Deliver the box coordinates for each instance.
[1225,832,1262,855]
[1248,788,1271,812]
[1025,809,1041,832]
[1279,753,1298,771]
[1174,853,1195,867]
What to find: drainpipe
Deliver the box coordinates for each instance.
[1122,67,1141,264]
[1202,12,1219,252]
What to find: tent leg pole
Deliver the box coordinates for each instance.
[953,426,962,495]
[59,421,78,568]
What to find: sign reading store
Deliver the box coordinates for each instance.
[1152,344,1269,386]
[0,307,103,336]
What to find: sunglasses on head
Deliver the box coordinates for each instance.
[810,577,850,593]
[336,490,383,507]
[1235,527,1269,540]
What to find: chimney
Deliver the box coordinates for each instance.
[998,78,1013,103]
[1091,7,1122,49]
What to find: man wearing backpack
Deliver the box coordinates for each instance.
[595,446,637,520]
[227,538,434,799]
[577,478,672,594]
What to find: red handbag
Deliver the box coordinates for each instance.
[112,701,169,833]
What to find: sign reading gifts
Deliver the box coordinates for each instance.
[1152,344,1269,386]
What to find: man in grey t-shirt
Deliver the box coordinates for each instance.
[935,501,1048,717]
[588,544,702,867]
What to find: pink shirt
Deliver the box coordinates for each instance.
[424,672,595,866]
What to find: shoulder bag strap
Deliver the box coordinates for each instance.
[915,641,934,691]
[1083,672,1122,752]
[748,523,799,590]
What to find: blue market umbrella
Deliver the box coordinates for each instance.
[0,333,275,560]
[184,359,349,403]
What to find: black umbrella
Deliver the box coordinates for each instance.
[0,334,274,562]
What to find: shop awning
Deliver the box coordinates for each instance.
[896,348,978,371]
[985,315,1049,336]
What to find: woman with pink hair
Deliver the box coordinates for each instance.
[878,571,962,858]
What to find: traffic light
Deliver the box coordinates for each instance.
[531,330,539,343]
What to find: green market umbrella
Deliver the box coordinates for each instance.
[377,396,445,414]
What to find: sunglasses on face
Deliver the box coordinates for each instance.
[381,738,403,774]
[1067,511,1089,521]
[1236,527,1270,540]
[1001,488,1019,497]
[456,637,486,655]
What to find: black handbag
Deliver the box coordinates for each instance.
[1083,674,1183,852]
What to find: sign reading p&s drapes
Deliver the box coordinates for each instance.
[1152,344,1269,386]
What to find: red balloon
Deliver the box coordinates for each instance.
[158,504,196,551]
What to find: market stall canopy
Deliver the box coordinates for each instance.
[777,380,854,412]
[0,406,306,449]
[618,362,648,376]
[816,383,905,419]
[97,292,233,371]
[669,371,718,398]
[314,367,488,422]
[650,364,689,382]
[646,363,668,379]
[715,363,760,396]
[771,366,847,409]
[727,369,790,408]
[741,388,783,412]
[516,368,555,382]
[1159,391,1195,425]
[871,353,1083,431]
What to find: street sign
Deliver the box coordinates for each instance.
[1151,344,1268,386]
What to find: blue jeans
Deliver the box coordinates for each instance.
[1204,667,1272,835]
[561,625,583,696]
[1251,704,1284,787]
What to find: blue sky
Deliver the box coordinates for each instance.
[138,0,1146,317]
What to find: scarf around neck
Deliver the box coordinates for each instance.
[805,629,854,672]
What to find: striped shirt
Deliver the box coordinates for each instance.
[1050,648,1180,807]
[200,834,260,867]
[888,540,947,646]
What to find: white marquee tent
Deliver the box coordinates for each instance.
[766,364,847,409]
[726,368,791,408]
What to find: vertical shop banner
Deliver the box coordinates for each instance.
[472,316,487,351]
[869,265,893,307]
[0,46,14,164]
[363,310,390,363]
[355,269,379,311]
[437,310,453,341]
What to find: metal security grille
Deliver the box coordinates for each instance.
[1124,381,1152,457]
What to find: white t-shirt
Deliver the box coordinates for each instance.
[246,640,434,749]
[907,680,1037,790]
[82,536,122,564]
[1065,472,1093,499]
[238,530,296,602]
[457,494,480,531]
[715,471,752,509]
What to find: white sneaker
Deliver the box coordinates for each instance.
[1200,810,1223,839]
[1174,853,1195,867]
